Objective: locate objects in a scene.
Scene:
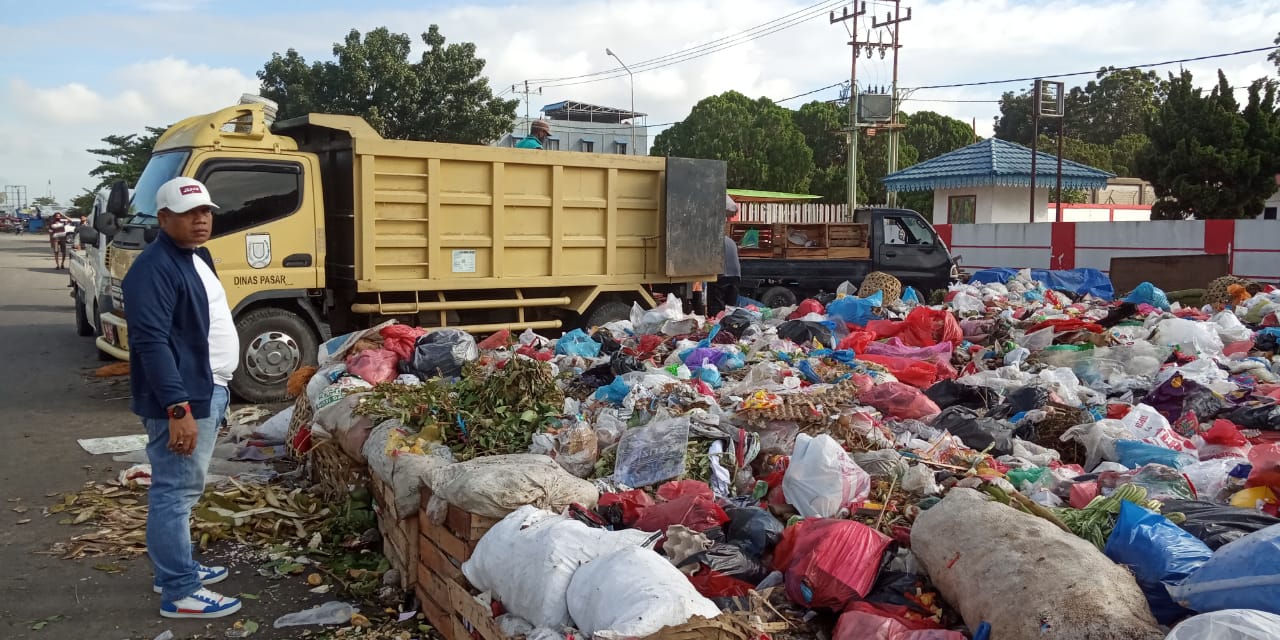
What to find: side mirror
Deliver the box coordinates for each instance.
[93,211,120,237]
[79,225,100,246]
[107,181,130,219]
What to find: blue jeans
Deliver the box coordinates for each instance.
[143,384,229,601]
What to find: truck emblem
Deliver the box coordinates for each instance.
[246,233,271,269]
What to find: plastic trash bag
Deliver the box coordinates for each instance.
[860,382,942,420]
[1170,523,1280,615]
[1061,419,1143,470]
[410,329,478,379]
[555,329,602,358]
[1153,318,1225,355]
[931,406,1014,456]
[1118,439,1198,469]
[827,291,884,327]
[719,309,756,338]
[901,286,922,305]
[1124,281,1171,310]
[633,493,728,534]
[1164,609,1280,640]
[834,608,966,640]
[380,324,427,361]
[594,377,631,404]
[783,433,871,518]
[566,545,720,639]
[723,507,784,557]
[274,601,356,628]
[598,490,656,527]
[1211,312,1254,344]
[773,518,893,611]
[777,320,835,348]
[1104,501,1212,624]
[345,348,400,384]
[1161,500,1280,550]
[866,306,964,348]
[613,413,690,488]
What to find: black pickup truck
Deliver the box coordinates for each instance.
[738,207,959,307]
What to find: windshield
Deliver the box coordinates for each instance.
[125,151,190,227]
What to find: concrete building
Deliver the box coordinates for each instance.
[495,100,648,155]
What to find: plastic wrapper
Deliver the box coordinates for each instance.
[1061,419,1133,469]
[1153,317,1226,355]
[827,291,883,327]
[783,433,871,518]
[410,329,478,379]
[633,493,728,534]
[773,518,892,611]
[550,419,598,478]
[612,413,690,488]
[931,406,1014,456]
[1165,609,1280,640]
[345,348,400,384]
[723,506,784,556]
[555,328,602,358]
[834,608,965,640]
[1104,501,1213,624]
[1162,500,1280,550]
[1170,523,1280,615]
[861,382,942,420]
[1228,401,1280,430]
[594,377,631,404]
[777,320,835,348]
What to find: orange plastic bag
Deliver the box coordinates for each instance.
[866,307,962,348]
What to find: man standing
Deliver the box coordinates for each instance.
[516,119,552,149]
[709,195,741,316]
[123,177,241,619]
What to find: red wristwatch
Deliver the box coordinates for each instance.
[168,403,190,420]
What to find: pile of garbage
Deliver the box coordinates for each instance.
[285,268,1280,640]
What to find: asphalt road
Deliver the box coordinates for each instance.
[0,234,325,640]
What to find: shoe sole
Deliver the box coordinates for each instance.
[160,600,242,619]
[153,571,228,594]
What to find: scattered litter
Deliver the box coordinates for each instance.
[78,434,149,455]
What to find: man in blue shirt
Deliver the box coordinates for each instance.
[516,120,552,149]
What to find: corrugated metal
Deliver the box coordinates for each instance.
[883,138,1115,193]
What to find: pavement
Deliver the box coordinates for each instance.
[0,234,329,639]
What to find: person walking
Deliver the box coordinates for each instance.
[516,119,552,149]
[47,212,68,269]
[122,177,242,619]
[708,195,741,316]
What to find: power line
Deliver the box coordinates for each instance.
[775,82,847,103]
[523,0,844,85]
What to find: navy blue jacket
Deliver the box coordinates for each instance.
[123,231,219,420]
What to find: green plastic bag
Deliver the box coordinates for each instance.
[740,228,760,249]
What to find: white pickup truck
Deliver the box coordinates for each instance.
[70,189,124,359]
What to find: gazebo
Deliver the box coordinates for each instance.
[881,138,1115,224]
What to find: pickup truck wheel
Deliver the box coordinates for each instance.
[74,288,94,337]
[759,286,798,309]
[581,299,633,330]
[232,308,318,404]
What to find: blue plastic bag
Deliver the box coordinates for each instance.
[826,291,883,327]
[556,329,602,357]
[1124,282,1171,311]
[1116,440,1197,469]
[696,364,722,388]
[901,286,922,305]
[1104,501,1212,624]
[594,377,631,404]
[1170,523,1280,615]
[719,349,746,371]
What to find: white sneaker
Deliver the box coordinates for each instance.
[160,587,242,619]
[153,564,228,593]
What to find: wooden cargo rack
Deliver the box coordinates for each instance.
[728,222,785,258]
[371,473,418,590]
[415,487,503,640]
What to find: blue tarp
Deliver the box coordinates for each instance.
[967,267,1114,300]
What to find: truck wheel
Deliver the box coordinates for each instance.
[74,288,94,337]
[581,298,633,330]
[232,308,319,404]
[759,286,798,309]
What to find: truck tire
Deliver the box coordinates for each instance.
[74,288,95,337]
[581,298,633,330]
[232,307,319,404]
[759,286,798,309]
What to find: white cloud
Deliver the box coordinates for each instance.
[2,0,1279,203]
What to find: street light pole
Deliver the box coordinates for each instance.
[606,48,636,155]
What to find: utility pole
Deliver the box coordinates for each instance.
[1030,79,1041,224]
[874,0,911,207]
[512,81,543,136]
[830,2,866,214]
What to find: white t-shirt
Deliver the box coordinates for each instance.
[194,256,239,386]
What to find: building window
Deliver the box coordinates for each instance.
[544,137,560,150]
[580,139,595,153]
[948,195,976,224]
[614,141,628,155]
[1266,207,1278,221]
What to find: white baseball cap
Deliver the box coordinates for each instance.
[725,194,739,214]
[155,177,219,213]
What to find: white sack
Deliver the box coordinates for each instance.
[567,545,721,638]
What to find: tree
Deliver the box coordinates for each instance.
[902,110,974,161]
[1270,32,1279,74]
[1137,70,1278,219]
[258,26,518,144]
[791,101,847,201]
[67,189,98,217]
[652,91,813,193]
[86,126,166,189]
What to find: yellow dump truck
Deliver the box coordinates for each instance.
[95,102,726,402]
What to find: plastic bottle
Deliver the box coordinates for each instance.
[273,601,355,628]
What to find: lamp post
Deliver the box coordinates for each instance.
[605,48,636,155]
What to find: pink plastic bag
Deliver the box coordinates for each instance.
[345,348,400,384]
[380,324,427,361]
[772,519,892,611]
[860,382,941,420]
[835,607,966,640]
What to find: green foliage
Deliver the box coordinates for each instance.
[1137,70,1280,220]
[258,26,518,144]
[86,126,167,190]
[652,91,814,194]
[67,189,98,217]
[32,196,57,207]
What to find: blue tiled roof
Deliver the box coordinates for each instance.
[881,138,1116,192]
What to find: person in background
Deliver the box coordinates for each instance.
[709,195,741,316]
[516,120,552,149]
[47,212,68,269]
[123,177,242,619]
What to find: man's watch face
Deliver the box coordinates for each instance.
[170,405,187,419]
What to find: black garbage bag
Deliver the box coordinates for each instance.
[723,507,784,557]
[924,380,999,412]
[990,386,1050,419]
[776,320,834,348]
[1183,386,1238,421]
[719,309,756,339]
[1255,332,1279,353]
[931,406,1015,456]
[1098,302,1139,329]
[1160,499,1280,550]
[1226,400,1280,430]
[410,329,478,378]
[609,353,644,376]
[680,542,772,585]
[593,330,622,355]
[578,363,615,390]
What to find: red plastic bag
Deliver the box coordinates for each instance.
[345,348,400,384]
[476,329,511,351]
[633,494,728,534]
[789,299,826,320]
[380,324,427,362]
[773,519,892,611]
[1204,419,1248,447]
[856,355,945,389]
[860,382,941,420]
[834,606,965,640]
[1025,318,1105,335]
[598,490,656,526]
[657,480,713,502]
[687,568,756,599]
[1247,443,1280,490]
[838,330,876,354]
[866,307,962,348]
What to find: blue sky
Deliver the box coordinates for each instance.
[2,0,1278,204]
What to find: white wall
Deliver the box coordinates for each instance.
[988,187,1051,223]
[496,116,649,155]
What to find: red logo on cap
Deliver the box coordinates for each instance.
[179,185,202,195]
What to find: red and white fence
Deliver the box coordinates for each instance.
[934,219,1280,285]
